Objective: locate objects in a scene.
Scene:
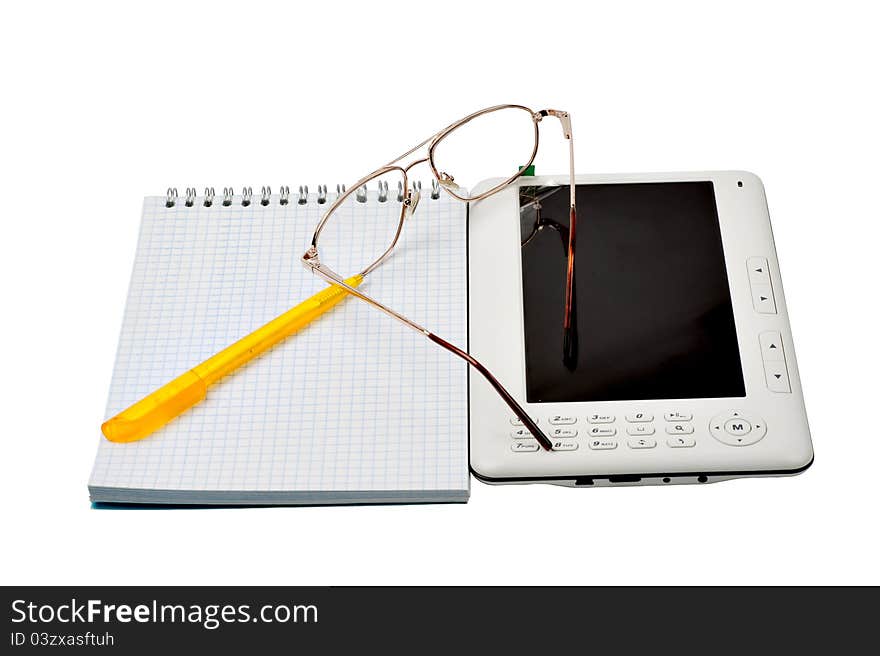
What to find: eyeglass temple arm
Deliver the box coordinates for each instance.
[538,109,578,367]
[303,259,553,451]
[426,333,552,450]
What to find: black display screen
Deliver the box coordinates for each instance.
[520,182,745,402]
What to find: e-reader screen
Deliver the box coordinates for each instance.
[519,181,745,403]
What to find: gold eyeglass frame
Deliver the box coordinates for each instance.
[302,104,578,451]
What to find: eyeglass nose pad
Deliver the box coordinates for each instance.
[406,189,421,217]
[438,172,460,190]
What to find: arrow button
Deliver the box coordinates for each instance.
[751,283,776,314]
[760,331,785,362]
[747,256,771,285]
[765,363,791,393]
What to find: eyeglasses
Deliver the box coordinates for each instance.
[302,104,577,451]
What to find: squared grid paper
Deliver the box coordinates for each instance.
[89,192,469,503]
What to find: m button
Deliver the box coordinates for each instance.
[710,410,767,446]
[724,419,752,436]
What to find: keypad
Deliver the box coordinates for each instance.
[506,409,711,452]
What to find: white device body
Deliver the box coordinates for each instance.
[468,171,813,486]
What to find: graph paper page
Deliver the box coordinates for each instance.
[90,192,469,497]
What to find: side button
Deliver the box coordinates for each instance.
[759,331,785,361]
[751,283,777,314]
[747,257,771,285]
[764,362,792,393]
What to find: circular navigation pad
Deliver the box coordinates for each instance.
[709,410,767,446]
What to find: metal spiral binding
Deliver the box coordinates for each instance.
[396,181,420,202]
[164,179,441,207]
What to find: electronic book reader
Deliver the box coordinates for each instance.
[468,171,812,486]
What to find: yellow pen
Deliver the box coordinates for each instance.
[101,274,364,443]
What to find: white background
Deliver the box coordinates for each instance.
[1,1,878,585]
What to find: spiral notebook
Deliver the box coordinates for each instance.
[89,183,470,505]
